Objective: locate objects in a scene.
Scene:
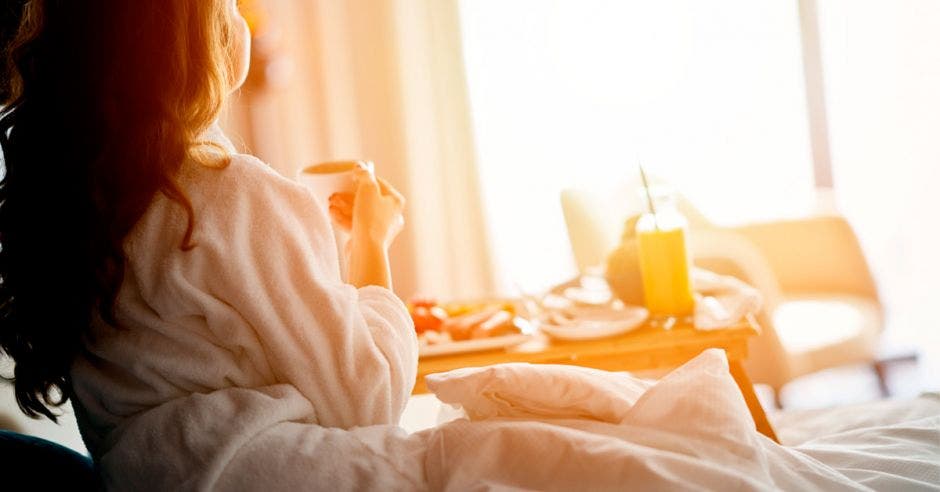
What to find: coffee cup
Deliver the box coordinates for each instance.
[297,160,375,280]
[297,160,374,208]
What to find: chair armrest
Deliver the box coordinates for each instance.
[730,216,880,302]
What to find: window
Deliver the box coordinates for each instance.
[460,0,815,291]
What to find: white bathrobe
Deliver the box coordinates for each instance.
[70,130,422,489]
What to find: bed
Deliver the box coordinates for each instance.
[7,350,936,490]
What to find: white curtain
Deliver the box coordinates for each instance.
[817,0,940,378]
[223,0,497,300]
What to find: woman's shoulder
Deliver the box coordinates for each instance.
[180,152,317,215]
[190,151,304,193]
[128,151,333,268]
[182,124,311,205]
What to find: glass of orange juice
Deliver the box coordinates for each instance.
[635,189,695,324]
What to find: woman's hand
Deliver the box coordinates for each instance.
[329,168,405,289]
[328,169,404,246]
[352,168,405,247]
[328,192,354,232]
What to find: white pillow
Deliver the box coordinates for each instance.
[425,348,756,445]
[425,362,652,423]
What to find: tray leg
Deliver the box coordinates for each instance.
[729,359,779,443]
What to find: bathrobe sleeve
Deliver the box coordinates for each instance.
[173,155,418,429]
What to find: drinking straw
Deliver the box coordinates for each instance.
[638,164,659,230]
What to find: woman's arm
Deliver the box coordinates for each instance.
[178,156,416,428]
[330,168,404,290]
[348,241,393,290]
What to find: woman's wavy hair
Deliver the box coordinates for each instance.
[0,0,239,420]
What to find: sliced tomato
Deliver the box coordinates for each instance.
[411,306,446,334]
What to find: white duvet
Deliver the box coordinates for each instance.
[92,350,938,491]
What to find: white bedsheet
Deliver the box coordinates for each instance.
[775,394,940,446]
[779,395,940,490]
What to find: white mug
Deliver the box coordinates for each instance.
[297,160,375,280]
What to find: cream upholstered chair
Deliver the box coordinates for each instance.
[561,186,891,402]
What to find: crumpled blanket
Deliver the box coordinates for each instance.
[96,350,938,490]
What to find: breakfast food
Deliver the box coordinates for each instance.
[409,298,447,334]
[408,298,524,349]
[605,214,645,306]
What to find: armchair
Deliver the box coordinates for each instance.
[561,186,895,403]
[691,217,884,394]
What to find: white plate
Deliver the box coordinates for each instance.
[537,307,649,341]
[419,333,533,358]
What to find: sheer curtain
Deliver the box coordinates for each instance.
[223,0,497,300]
[817,0,940,378]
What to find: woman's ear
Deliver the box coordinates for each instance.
[228,1,252,91]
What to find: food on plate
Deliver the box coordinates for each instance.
[420,329,452,346]
[440,300,516,318]
[408,298,524,346]
[409,302,447,334]
[471,309,515,339]
[441,308,501,341]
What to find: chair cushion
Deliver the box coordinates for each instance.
[773,295,882,375]
[0,430,98,490]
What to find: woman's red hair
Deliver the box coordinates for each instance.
[0,0,238,420]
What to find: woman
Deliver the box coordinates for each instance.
[0,1,419,488]
[10,3,906,491]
